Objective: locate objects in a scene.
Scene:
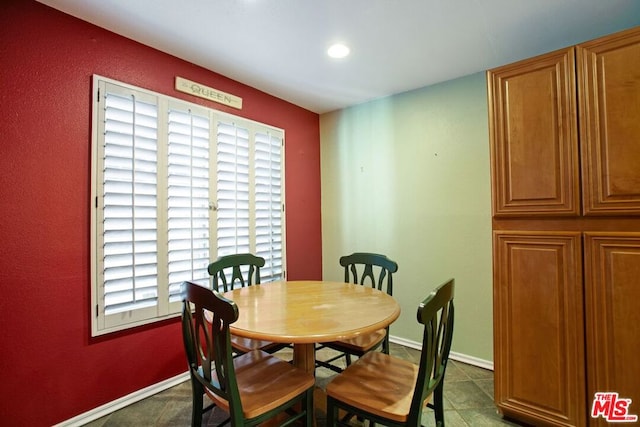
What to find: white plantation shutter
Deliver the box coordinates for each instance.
[167,106,211,302]
[214,122,285,283]
[216,121,251,256]
[98,82,159,327]
[254,131,283,282]
[92,75,285,335]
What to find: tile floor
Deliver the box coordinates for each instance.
[84,343,526,426]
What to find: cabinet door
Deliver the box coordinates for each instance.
[493,231,586,426]
[488,48,580,217]
[578,27,640,215]
[584,233,640,426]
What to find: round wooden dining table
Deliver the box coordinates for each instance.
[222,280,401,375]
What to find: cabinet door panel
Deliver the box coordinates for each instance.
[488,49,580,217]
[493,231,585,426]
[579,27,640,215]
[584,233,640,426]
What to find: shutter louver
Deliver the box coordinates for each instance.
[167,109,211,300]
[102,91,159,316]
[254,131,283,282]
[216,121,251,256]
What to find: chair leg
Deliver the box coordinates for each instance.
[305,388,314,427]
[326,396,337,427]
[432,381,445,427]
[190,377,204,427]
[345,353,352,366]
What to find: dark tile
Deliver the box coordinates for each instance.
[101,396,169,425]
[155,396,196,426]
[155,380,192,399]
[444,380,496,410]
[83,416,108,427]
[444,360,472,382]
[202,406,232,426]
[474,378,495,400]
[421,409,469,427]
[389,343,421,364]
[458,407,525,426]
[454,361,494,380]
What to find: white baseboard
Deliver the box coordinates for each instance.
[448,351,494,371]
[54,371,190,427]
[389,335,494,371]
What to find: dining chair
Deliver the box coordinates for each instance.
[325,278,455,427]
[316,252,398,373]
[181,281,315,427]
[208,253,288,355]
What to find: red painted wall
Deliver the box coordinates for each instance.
[0,1,322,425]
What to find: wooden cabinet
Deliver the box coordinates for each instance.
[488,26,640,427]
[488,47,580,217]
[584,233,640,427]
[578,35,640,215]
[493,232,585,426]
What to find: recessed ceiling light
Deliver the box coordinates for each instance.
[327,43,350,59]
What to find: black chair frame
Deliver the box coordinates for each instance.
[208,253,265,292]
[182,281,313,427]
[316,252,398,372]
[326,278,455,427]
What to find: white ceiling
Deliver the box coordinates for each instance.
[37,0,640,114]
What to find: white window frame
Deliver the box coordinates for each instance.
[90,75,286,336]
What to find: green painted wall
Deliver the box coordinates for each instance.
[319,72,493,363]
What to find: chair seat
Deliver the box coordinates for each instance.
[205,350,315,420]
[231,335,287,354]
[326,351,429,423]
[325,328,386,354]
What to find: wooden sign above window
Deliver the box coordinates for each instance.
[175,76,243,109]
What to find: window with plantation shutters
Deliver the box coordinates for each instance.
[91,75,285,336]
